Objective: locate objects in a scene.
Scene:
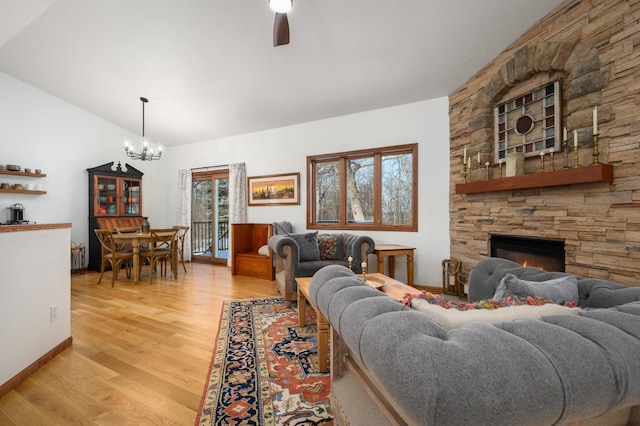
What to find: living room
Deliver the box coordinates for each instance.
[1,0,640,424]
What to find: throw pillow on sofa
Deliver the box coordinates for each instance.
[493,273,579,305]
[317,234,343,260]
[287,232,320,261]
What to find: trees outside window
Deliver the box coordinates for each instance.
[307,144,418,231]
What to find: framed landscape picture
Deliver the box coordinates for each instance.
[248,172,300,206]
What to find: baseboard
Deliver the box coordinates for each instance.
[0,336,73,398]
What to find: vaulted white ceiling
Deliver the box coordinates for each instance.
[0,0,564,146]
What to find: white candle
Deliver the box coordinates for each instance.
[485,161,490,166]
[540,150,545,157]
[361,262,367,268]
[574,130,578,148]
[477,152,481,165]
[593,106,598,135]
[348,256,353,262]
[563,127,567,141]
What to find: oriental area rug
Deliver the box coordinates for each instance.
[196,297,333,425]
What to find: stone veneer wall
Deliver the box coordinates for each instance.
[449,0,640,287]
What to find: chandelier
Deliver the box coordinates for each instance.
[123,97,163,161]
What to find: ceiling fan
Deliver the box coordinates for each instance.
[269,0,292,47]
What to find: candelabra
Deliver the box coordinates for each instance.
[361,262,367,281]
[550,152,555,171]
[498,161,503,178]
[592,134,600,165]
[485,162,490,180]
[574,144,580,168]
[540,152,545,172]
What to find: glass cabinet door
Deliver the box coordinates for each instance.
[97,177,118,215]
[123,179,141,215]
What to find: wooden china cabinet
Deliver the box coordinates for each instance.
[87,161,144,271]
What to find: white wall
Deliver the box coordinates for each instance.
[147,98,451,286]
[0,71,143,247]
[0,69,450,287]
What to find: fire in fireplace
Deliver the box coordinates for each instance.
[489,234,565,272]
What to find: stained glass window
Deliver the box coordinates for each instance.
[494,80,561,162]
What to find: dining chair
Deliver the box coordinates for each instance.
[140,228,179,284]
[172,225,190,273]
[114,226,140,252]
[94,229,134,287]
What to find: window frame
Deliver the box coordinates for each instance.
[306,143,418,232]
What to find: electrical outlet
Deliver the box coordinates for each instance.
[50,305,58,322]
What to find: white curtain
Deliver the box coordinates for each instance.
[176,169,192,262]
[228,162,247,266]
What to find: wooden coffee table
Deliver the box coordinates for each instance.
[296,273,419,373]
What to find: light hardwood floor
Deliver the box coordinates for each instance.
[0,262,280,425]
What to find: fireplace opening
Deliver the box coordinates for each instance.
[490,234,565,272]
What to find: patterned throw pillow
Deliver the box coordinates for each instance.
[286,232,320,261]
[317,234,343,260]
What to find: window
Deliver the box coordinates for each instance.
[307,144,418,231]
[494,80,561,163]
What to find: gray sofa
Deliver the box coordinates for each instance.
[468,257,640,307]
[268,231,374,300]
[309,262,640,425]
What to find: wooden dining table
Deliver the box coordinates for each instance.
[111,231,178,282]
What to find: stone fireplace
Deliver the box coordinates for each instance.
[490,234,565,273]
[448,0,640,288]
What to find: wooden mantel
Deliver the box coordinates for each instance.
[455,164,613,194]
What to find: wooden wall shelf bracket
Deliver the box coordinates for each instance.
[455,164,613,194]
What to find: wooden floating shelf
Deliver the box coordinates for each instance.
[455,163,613,194]
[0,189,47,194]
[0,169,46,177]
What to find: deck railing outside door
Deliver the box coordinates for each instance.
[192,219,229,256]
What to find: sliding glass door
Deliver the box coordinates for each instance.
[191,170,229,264]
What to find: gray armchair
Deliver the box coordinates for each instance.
[268,231,375,300]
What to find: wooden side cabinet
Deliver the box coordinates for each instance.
[87,161,144,271]
[231,223,274,280]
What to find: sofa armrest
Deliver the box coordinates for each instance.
[268,235,301,300]
[342,234,375,274]
[268,235,300,270]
